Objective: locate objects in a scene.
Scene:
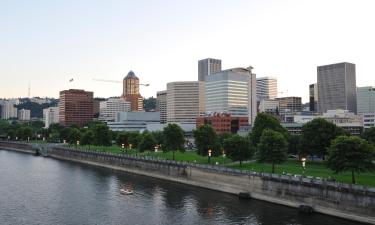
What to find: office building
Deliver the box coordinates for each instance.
[317,62,357,113]
[309,83,318,112]
[256,77,278,101]
[122,71,144,111]
[99,98,131,122]
[196,113,248,134]
[167,81,200,124]
[357,86,375,114]
[59,89,94,127]
[363,113,375,129]
[205,67,257,125]
[17,109,31,121]
[43,107,59,128]
[156,90,167,124]
[259,99,280,114]
[198,58,222,81]
[0,101,18,119]
[275,97,302,123]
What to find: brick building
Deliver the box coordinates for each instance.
[196,113,248,134]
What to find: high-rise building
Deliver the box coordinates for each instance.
[205,67,257,125]
[198,58,222,81]
[275,96,302,122]
[59,89,94,127]
[357,86,375,114]
[99,98,131,122]
[156,90,167,124]
[259,99,280,114]
[122,71,144,111]
[167,81,200,124]
[43,107,59,128]
[309,83,318,112]
[17,109,31,121]
[256,77,278,101]
[0,101,18,119]
[317,62,357,113]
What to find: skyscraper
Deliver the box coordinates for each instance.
[357,86,375,114]
[122,71,144,111]
[205,67,257,125]
[317,62,357,113]
[156,90,167,124]
[198,58,222,81]
[167,81,200,124]
[59,89,94,127]
[309,83,318,112]
[256,77,278,101]
[0,101,17,119]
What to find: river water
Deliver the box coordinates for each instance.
[0,150,364,225]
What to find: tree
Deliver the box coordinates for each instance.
[288,135,300,156]
[300,118,346,159]
[128,132,142,149]
[60,128,71,142]
[138,132,157,152]
[223,135,253,166]
[93,124,112,146]
[257,129,288,173]
[68,128,81,145]
[116,132,130,146]
[81,130,94,145]
[16,126,33,140]
[250,113,289,147]
[163,123,185,160]
[327,136,375,184]
[193,124,219,156]
[362,127,375,146]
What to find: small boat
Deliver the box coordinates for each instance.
[120,188,133,195]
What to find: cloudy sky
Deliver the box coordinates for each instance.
[1,0,374,102]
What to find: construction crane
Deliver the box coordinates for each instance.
[93,79,150,86]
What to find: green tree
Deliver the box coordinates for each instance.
[362,127,375,146]
[250,113,289,147]
[223,135,253,166]
[116,132,130,147]
[68,128,81,145]
[81,130,94,146]
[93,124,112,146]
[288,135,300,156]
[16,126,33,141]
[300,118,346,159]
[0,119,11,135]
[128,132,142,149]
[138,132,157,152]
[60,128,72,142]
[327,136,375,184]
[257,129,288,173]
[163,123,185,160]
[193,124,219,156]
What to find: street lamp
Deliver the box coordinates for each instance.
[122,143,125,149]
[301,157,307,175]
[154,145,158,152]
[208,149,212,164]
[222,149,226,165]
[129,144,132,150]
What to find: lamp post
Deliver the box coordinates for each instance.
[208,149,212,164]
[301,157,306,175]
[129,144,132,150]
[222,149,226,165]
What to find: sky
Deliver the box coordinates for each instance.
[1,0,375,102]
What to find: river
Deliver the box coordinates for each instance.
[0,150,364,225]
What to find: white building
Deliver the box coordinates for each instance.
[256,77,278,101]
[107,112,160,132]
[17,109,31,121]
[0,101,18,119]
[259,99,279,114]
[30,97,52,105]
[99,98,131,122]
[43,107,59,128]
[205,67,257,125]
[167,81,201,124]
[363,113,375,130]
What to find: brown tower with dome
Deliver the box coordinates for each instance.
[122,71,144,111]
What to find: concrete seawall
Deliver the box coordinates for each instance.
[1,142,375,224]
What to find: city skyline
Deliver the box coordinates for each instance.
[1,0,375,102]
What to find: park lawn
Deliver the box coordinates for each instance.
[75,145,231,164]
[231,160,375,187]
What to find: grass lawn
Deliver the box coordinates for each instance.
[75,145,231,165]
[231,160,375,187]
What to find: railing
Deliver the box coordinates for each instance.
[2,141,375,194]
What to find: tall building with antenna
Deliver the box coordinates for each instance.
[122,71,144,111]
